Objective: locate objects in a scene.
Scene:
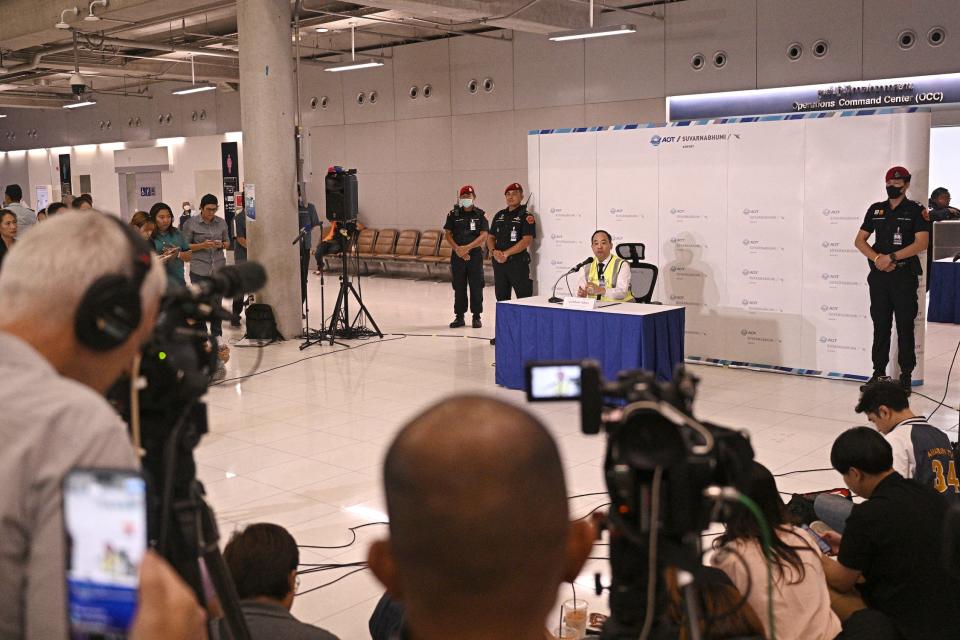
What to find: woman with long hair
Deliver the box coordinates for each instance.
[0,209,17,271]
[712,462,841,640]
[149,201,191,287]
[129,210,155,242]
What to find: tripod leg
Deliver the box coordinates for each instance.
[199,498,252,640]
[346,282,383,338]
[328,283,347,345]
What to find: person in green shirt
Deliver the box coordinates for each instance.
[149,202,191,287]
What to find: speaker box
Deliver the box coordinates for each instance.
[325,170,358,221]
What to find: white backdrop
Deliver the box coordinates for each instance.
[528,110,931,381]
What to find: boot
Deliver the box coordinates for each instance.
[449,315,465,328]
[899,372,912,394]
[472,315,482,329]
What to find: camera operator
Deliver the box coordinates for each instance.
[367,395,594,640]
[0,211,166,639]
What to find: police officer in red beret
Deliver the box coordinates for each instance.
[487,183,536,344]
[444,185,488,328]
[855,166,930,391]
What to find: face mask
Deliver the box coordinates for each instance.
[886,185,904,199]
[459,198,474,208]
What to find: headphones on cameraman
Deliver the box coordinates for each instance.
[74,217,153,352]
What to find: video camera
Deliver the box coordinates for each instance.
[112,261,267,640]
[526,361,755,639]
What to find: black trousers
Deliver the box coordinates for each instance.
[315,240,342,271]
[452,251,484,315]
[868,267,919,375]
[189,273,222,337]
[493,256,533,301]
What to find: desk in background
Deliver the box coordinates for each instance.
[494,297,685,390]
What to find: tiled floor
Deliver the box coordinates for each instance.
[200,273,960,638]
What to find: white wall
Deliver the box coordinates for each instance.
[3,1,960,227]
[6,133,243,219]
[930,126,960,201]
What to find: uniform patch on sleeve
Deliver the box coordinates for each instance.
[525,215,535,224]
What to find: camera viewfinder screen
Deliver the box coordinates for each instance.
[529,365,582,400]
[64,470,146,638]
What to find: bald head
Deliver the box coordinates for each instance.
[382,395,570,616]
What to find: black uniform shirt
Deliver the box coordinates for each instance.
[443,206,488,248]
[860,198,929,270]
[490,205,537,253]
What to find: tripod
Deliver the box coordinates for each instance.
[298,224,326,350]
[327,224,382,343]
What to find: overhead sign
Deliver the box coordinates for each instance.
[668,72,960,121]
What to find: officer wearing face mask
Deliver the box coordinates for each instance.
[444,185,488,328]
[855,166,930,392]
[179,201,193,230]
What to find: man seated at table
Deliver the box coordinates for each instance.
[576,230,633,302]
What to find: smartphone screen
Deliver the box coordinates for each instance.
[800,524,833,555]
[526,363,584,401]
[64,469,147,638]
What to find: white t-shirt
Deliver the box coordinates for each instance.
[711,526,842,640]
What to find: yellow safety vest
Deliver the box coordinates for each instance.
[587,255,633,302]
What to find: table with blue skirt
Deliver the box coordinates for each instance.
[494,296,686,390]
[928,259,960,324]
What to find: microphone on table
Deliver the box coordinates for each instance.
[548,257,594,303]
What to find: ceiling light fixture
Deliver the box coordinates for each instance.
[0,115,7,119]
[325,24,383,72]
[63,99,97,109]
[172,55,217,95]
[84,0,108,22]
[548,0,636,42]
[315,27,329,33]
[55,6,80,30]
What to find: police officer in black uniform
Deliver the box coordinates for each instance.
[487,182,536,345]
[444,185,488,329]
[856,166,930,391]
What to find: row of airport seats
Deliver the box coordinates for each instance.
[321,228,494,283]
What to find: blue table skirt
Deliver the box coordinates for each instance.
[494,302,686,390]
[929,261,960,324]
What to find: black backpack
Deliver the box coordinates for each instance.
[244,303,283,342]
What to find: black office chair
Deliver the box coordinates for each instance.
[616,242,659,303]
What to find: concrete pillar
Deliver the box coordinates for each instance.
[237,0,301,339]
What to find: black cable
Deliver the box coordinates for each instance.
[923,338,960,419]
[295,566,369,597]
[297,522,389,550]
[567,491,608,500]
[573,503,611,522]
[773,467,833,477]
[210,335,407,386]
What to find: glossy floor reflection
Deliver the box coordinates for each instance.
[199,273,960,638]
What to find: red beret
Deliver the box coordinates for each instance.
[885,166,911,181]
[459,185,475,197]
[504,182,523,194]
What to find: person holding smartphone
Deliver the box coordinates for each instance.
[0,212,167,639]
[149,202,192,288]
[182,193,229,336]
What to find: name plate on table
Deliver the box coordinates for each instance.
[562,297,597,310]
